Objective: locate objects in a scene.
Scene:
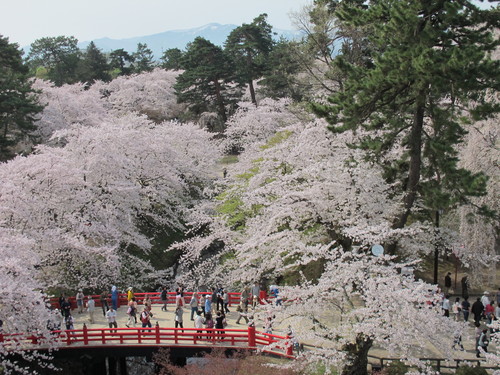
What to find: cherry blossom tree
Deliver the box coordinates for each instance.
[0,114,220,290]
[32,79,108,143]
[174,99,436,286]
[271,250,462,375]
[92,68,186,123]
[170,99,466,374]
[0,228,59,374]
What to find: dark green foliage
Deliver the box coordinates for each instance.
[175,37,241,124]
[225,13,274,104]
[26,36,80,86]
[0,35,43,161]
[312,0,500,231]
[160,48,184,70]
[133,42,155,73]
[77,41,111,83]
[259,39,306,101]
[109,48,135,76]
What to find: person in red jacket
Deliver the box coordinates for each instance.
[485,301,495,324]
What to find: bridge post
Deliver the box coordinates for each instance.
[155,322,160,344]
[248,325,256,348]
[83,323,89,345]
[286,335,293,356]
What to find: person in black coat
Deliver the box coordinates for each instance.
[461,276,470,299]
[471,297,484,325]
[445,272,452,293]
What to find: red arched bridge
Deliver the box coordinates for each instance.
[0,325,293,358]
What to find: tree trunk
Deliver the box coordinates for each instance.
[386,95,426,255]
[392,97,425,230]
[245,48,257,105]
[248,79,257,106]
[342,335,373,375]
[213,78,227,123]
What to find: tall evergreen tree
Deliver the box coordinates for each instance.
[133,43,155,73]
[160,48,184,70]
[174,37,240,124]
[26,36,80,86]
[225,14,274,105]
[259,38,305,101]
[0,35,43,161]
[313,0,499,266]
[109,48,135,76]
[78,41,111,83]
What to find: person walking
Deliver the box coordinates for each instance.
[236,301,249,325]
[200,294,206,317]
[251,282,260,309]
[86,296,96,324]
[160,287,168,312]
[64,314,74,330]
[216,287,224,312]
[462,297,471,322]
[442,295,451,317]
[485,302,495,324]
[111,285,119,310]
[100,290,109,316]
[204,294,212,315]
[61,297,72,319]
[444,272,452,294]
[205,312,214,339]
[223,289,230,313]
[140,307,153,329]
[461,276,470,299]
[174,306,184,331]
[143,296,152,313]
[76,290,85,314]
[452,297,461,321]
[106,307,118,329]
[189,293,199,321]
[481,292,491,312]
[472,298,484,325]
[194,311,204,339]
[126,298,137,327]
[215,311,226,339]
[477,329,489,358]
[127,287,134,303]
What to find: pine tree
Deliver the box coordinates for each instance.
[174,37,240,124]
[78,41,111,83]
[26,36,80,86]
[258,39,305,101]
[0,35,43,161]
[133,43,155,73]
[109,48,135,76]
[312,0,500,257]
[225,14,274,105]
[160,48,184,70]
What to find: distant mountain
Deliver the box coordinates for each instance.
[77,23,302,60]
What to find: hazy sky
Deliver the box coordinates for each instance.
[1,0,311,47]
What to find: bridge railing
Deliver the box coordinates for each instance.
[49,291,262,310]
[0,325,293,359]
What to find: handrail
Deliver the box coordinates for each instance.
[0,325,294,359]
[48,291,265,310]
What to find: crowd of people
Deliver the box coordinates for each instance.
[53,282,277,338]
[441,272,499,358]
